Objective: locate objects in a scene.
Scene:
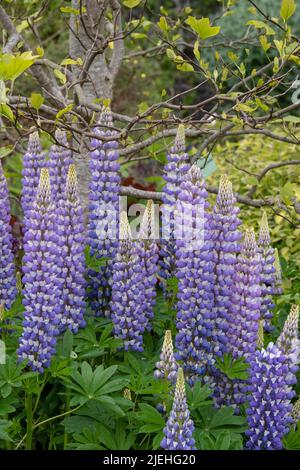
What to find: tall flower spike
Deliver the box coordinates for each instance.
[110,212,148,351]
[277,304,300,371]
[245,342,296,450]
[21,131,46,216]
[160,124,190,287]
[88,107,120,316]
[18,169,62,372]
[154,330,178,382]
[258,212,276,332]
[48,129,73,201]
[0,162,17,310]
[175,164,217,383]
[55,165,86,333]
[161,368,196,450]
[138,200,159,331]
[214,228,262,408]
[212,175,242,356]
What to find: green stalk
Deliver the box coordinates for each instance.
[25,392,33,450]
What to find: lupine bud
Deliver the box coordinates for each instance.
[161,368,196,450]
[292,398,300,424]
[0,162,17,310]
[138,200,158,330]
[21,131,46,216]
[18,169,62,372]
[175,165,216,383]
[245,342,296,450]
[88,107,120,316]
[55,165,86,333]
[154,330,178,382]
[160,125,190,286]
[48,129,73,201]
[277,305,300,371]
[212,175,242,355]
[110,212,147,351]
[258,212,276,332]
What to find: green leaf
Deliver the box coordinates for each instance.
[247,20,275,35]
[0,52,38,81]
[283,426,300,449]
[56,104,74,120]
[215,353,249,380]
[185,16,220,40]
[60,7,81,15]
[123,0,142,8]
[135,403,165,427]
[157,16,170,34]
[280,0,296,21]
[54,69,67,85]
[0,419,12,441]
[280,181,295,204]
[30,92,44,111]
[176,62,194,72]
[0,103,13,121]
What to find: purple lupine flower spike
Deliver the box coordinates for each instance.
[56,165,86,333]
[18,169,62,372]
[212,174,242,355]
[154,330,178,382]
[258,212,276,332]
[138,200,159,331]
[175,164,216,384]
[88,107,120,316]
[277,304,300,371]
[245,342,296,450]
[214,228,262,408]
[0,162,17,310]
[48,129,73,201]
[160,124,190,286]
[21,131,46,216]
[110,212,147,351]
[161,368,196,450]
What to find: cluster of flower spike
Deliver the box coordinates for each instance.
[175,164,216,383]
[88,108,120,316]
[0,163,17,310]
[18,169,62,372]
[161,368,195,450]
[160,124,190,285]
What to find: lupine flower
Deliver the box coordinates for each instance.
[18,169,62,372]
[274,248,283,295]
[245,342,296,450]
[211,174,242,355]
[160,124,190,286]
[175,165,216,383]
[48,129,73,201]
[292,397,300,424]
[21,131,46,216]
[161,368,196,450]
[138,200,158,330]
[55,165,86,333]
[0,162,17,310]
[88,107,120,316]
[110,212,147,351]
[154,330,178,382]
[214,229,262,408]
[277,304,300,371]
[258,212,276,332]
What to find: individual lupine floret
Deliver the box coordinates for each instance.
[137,200,159,331]
[175,165,216,383]
[0,162,17,310]
[154,330,178,382]
[110,212,147,351]
[161,368,196,450]
[18,169,62,372]
[48,129,73,201]
[160,124,190,286]
[245,342,296,450]
[211,174,242,355]
[277,304,300,372]
[55,165,86,333]
[258,212,276,331]
[292,398,300,424]
[21,131,46,216]
[88,107,120,316]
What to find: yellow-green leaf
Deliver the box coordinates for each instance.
[56,104,73,120]
[193,40,201,61]
[259,35,271,52]
[0,51,38,81]
[60,6,80,14]
[54,69,67,85]
[247,20,275,35]
[0,103,14,121]
[61,58,78,66]
[186,16,220,39]
[123,0,142,8]
[280,0,296,21]
[157,16,170,34]
[166,48,176,60]
[235,102,257,113]
[30,92,44,110]
[177,62,194,72]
